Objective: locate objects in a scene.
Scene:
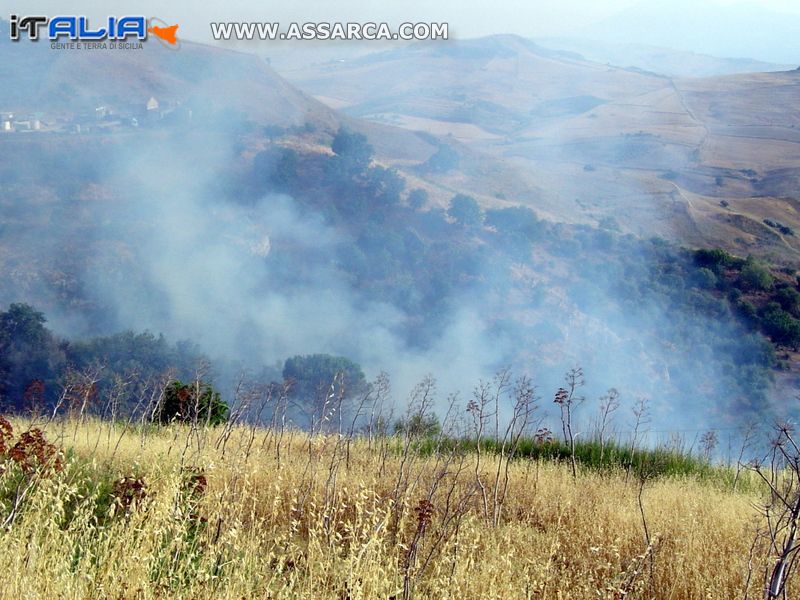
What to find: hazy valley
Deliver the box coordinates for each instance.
[4,6,800,598]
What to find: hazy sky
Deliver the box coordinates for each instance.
[2,0,799,61]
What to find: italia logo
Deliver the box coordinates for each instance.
[9,15,180,47]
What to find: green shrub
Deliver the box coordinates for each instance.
[692,267,717,289]
[157,380,228,426]
[759,303,800,349]
[395,413,441,438]
[740,259,774,291]
[775,286,800,317]
[407,188,429,210]
[694,248,735,272]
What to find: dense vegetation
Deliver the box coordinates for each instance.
[0,303,203,414]
[0,303,378,427]
[246,128,789,416]
[694,247,800,350]
[1,126,797,421]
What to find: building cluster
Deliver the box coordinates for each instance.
[0,97,193,134]
[1,112,42,132]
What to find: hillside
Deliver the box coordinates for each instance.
[0,29,798,430]
[278,35,668,137]
[0,29,441,162]
[277,35,800,263]
[0,28,550,213]
[0,122,789,425]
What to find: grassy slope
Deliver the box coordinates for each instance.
[0,417,783,599]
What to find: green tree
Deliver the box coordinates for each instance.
[776,286,800,318]
[692,267,718,289]
[283,354,366,400]
[694,248,735,273]
[736,299,759,324]
[448,194,483,227]
[252,146,299,193]
[331,127,373,171]
[0,303,65,409]
[67,331,203,417]
[362,164,404,209]
[407,188,429,210]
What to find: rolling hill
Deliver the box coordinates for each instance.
[277,34,800,263]
[0,25,552,210]
[276,35,668,136]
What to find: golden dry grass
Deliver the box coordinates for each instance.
[0,417,786,599]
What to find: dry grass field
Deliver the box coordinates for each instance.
[0,415,789,599]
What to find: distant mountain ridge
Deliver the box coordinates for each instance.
[538,37,792,78]
[578,0,800,64]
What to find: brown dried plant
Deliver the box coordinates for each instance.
[8,427,62,474]
[111,476,148,515]
[0,415,13,455]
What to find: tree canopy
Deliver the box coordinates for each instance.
[0,303,65,408]
[448,194,483,227]
[331,128,373,172]
[283,354,366,400]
